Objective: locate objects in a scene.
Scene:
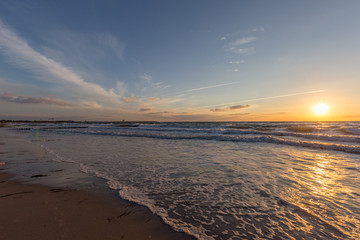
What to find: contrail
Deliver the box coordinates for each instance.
[204,89,328,108]
[154,81,241,100]
[185,82,240,92]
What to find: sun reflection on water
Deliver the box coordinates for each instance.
[282,150,359,238]
[309,153,339,196]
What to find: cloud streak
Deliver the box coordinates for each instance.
[147,97,160,102]
[185,82,240,92]
[230,104,251,110]
[139,74,153,83]
[96,34,125,60]
[0,19,121,107]
[0,92,74,106]
[252,26,265,32]
[229,60,245,64]
[139,74,171,91]
[229,37,257,46]
[227,36,256,55]
[210,104,251,112]
[122,96,139,103]
[205,90,328,108]
[139,108,152,112]
[232,47,254,54]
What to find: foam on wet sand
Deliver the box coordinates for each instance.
[0,172,194,240]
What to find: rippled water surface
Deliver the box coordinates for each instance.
[4,122,360,239]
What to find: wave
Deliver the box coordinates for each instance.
[223,129,360,143]
[79,163,210,240]
[95,124,360,144]
[340,128,360,135]
[287,126,318,133]
[14,122,360,154]
[61,129,360,154]
[64,124,360,144]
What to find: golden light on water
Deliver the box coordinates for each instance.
[313,103,329,116]
[309,153,338,196]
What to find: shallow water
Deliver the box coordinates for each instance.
[3,122,360,239]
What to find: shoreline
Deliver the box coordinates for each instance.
[0,171,194,240]
[0,128,195,240]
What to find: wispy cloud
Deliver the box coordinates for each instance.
[147,97,160,102]
[139,107,152,112]
[205,90,328,108]
[229,112,250,116]
[229,37,257,46]
[229,47,254,54]
[152,82,241,106]
[143,111,216,121]
[210,104,251,112]
[0,92,74,106]
[226,36,256,55]
[252,26,265,32]
[152,97,185,105]
[210,108,227,112]
[43,31,125,62]
[152,81,171,89]
[145,111,173,116]
[0,19,122,107]
[229,60,245,64]
[185,82,240,92]
[239,90,328,104]
[113,81,128,97]
[80,101,103,109]
[221,26,264,40]
[96,34,125,60]
[139,74,153,83]
[122,96,139,103]
[230,104,251,110]
[139,74,171,91]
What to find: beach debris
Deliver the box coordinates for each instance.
[50,188,70,193]
[0,191,33,198]
[107,211,131,222]
[30,174,48,178]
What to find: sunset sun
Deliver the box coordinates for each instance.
[313,103,329,116]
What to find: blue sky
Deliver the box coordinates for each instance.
[0,0,360,121]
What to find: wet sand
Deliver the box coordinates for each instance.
[0,172,194,240]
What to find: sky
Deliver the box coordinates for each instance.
[0,0,360,121]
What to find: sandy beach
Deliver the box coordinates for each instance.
[0,172,193,240]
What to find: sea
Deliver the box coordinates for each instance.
[1,121,360,240]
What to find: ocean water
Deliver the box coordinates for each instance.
[5,121,360,239]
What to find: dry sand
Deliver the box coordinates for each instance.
[0,172,194,240]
